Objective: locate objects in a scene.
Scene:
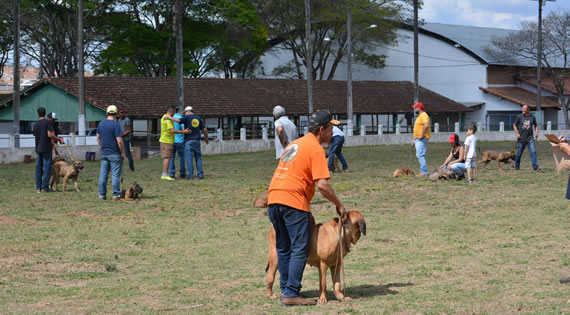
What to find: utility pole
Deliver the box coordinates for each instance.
[77,0,86,145]
[175,0,184,109]
[346,5,353,136]
[413,0,419,105]
[533,0,556,129]
[305,0,313,114]
[12,0,20,148]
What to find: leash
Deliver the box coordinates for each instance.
[334,215,347,298]
[54,141,76,162]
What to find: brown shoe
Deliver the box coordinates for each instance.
[281,296,317,306]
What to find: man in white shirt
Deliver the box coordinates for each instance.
[328,126,349,172]
[273,105,298,159]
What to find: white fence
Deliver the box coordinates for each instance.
[0,134,98,148]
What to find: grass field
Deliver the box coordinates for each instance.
[1,140,569,313]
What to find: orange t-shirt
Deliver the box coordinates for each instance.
[268,133,330,212]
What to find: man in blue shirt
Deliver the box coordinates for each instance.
[168,108,186,178]
[97,105,126,200]
[169,106,209,179]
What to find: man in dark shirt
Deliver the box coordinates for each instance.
[34,107,64,193]
[513,105,539,170]
[47,112,60,156]
[169,106,209,179]
[97,105,126,200]
[118,109,135,172]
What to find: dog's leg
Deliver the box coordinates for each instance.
[63,176,69,192]
[497,160,502,171]
[266,227,278,299]
[317,262,328,304]
[330,265,351,302]
[74,179,81,192]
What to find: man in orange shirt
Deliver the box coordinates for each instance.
[267,110,346,307]
[411,101,430,176]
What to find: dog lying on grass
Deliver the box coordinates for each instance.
[120,183,143,201]
[429,167,457,182]
[392,168,415,177]
[477,151,516,170]
[50,160,84,192]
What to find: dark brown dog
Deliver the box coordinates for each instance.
[50,160,84,192]
[266,211,366,304]
[392,168,415,177]
[120,183,143,201]
[477,151,516,170]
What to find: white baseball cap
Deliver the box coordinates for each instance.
[107,105,118,114]
[184,106,193,112]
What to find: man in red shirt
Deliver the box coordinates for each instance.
[267,110,346,306]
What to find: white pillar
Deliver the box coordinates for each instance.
[240,128,246,141]
[217,128,223,141]
[262,127,268,140]
[378,124,383,135]
[434,123,439,133]
[303,126,308,136]
[454,122,460,134]
[9,134,15,148]
[360,125,366,136]
[346,120,353,137]
[395,124,401,135]
[547,121,552,132]
[499,122,504,132]
[343,125,348,135]
[477,122,482,133]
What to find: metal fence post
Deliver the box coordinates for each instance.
[499,121,504,132]
[262,127,268,140]
[454,122,460,133]
[547,121,552,132]
[395,124,400,135]
[434,123,439,133]
[217,128,223,141]
[240,128,246,141]
[378,124,383,135]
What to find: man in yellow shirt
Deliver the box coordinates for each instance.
[159,106,190,180]
[411,102,430,176]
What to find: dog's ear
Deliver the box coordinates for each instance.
[359,219,366,236]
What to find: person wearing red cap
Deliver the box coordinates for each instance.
[440,134,466,180]
[411,101,430,176]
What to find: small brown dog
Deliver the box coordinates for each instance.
[266,211,366,304]
[50,160,84,192]
[120,183,143,201]
[392,168,415,177]
[477,151,516,170]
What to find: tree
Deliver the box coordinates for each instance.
[0,14,11,79]
[488,11,570,129]
[255,0,416,80]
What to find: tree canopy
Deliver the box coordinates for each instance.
[488,10,570,128]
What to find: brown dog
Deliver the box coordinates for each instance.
[253,191,268,208]
[266,211,367,304]
[120,183,143,201]
[392,168,415,177]
[50,160,84,192]
[477,151,516,170]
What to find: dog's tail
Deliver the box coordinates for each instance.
[265,262,269,273]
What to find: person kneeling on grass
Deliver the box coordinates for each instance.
[159,105,191,181]
[440,133,466,180]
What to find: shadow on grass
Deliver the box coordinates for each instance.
[300,282,414,300]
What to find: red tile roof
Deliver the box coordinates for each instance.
[4,77,472,119]
[479,86,560,108]
[517,76,570,96]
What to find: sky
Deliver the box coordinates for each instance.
[421,0,570,30]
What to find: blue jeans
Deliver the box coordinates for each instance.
[123,140,135,171]
[35,152,52,190]
[169,142,186,177]
[450,162,466,176]
[267,204,311,298]
[98,155,123,198]
[328,136,348,171]
[414,138,429,175]
[515,139,538,170]
[184,140,203,179]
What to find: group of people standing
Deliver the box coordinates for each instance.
[413,102,543,184]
